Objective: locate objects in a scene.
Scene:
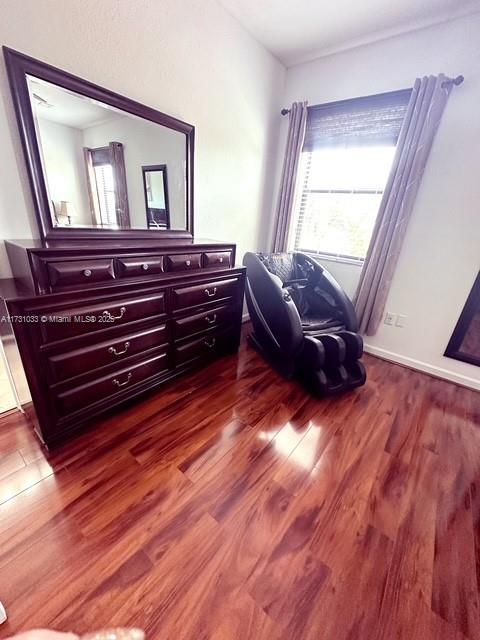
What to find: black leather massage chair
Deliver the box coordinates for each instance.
[243,252,366,395]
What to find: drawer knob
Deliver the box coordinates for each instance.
[102,306,126,321]
[113,372,132,387]
[108,341,131,356]
[205,314,217,325]
[142,263,149,271]
[204,338,216,349]
[219,257,223,263]
[185,260,191,266]
[83,269,92,277]
[204,287,217,298]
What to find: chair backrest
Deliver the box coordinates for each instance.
[257,253,296,282]
[243,252,304,359]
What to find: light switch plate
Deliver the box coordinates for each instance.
[396,314,406,328]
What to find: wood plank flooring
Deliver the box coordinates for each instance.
[0,328,479,639]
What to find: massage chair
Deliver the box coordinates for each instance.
[243,251,366,395]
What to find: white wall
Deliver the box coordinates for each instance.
[36,118,91,225]
[83,114,187,229]
[0,0,285,272]
[279,13,480,389]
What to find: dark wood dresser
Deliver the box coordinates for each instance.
[1,48,247,447]
[2,239,245,446]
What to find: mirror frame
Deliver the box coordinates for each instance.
[444,271,480,367]
[3,47,194,241]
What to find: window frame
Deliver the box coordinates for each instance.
[290,89,411,263]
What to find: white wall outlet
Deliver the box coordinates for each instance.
[384,311,396,326]
[396,314,407,328]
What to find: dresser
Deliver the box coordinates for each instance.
[1,47,248,447]
[2,239,245,446]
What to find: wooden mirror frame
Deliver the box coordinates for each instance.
[444,271,480,367]
[3,47,194,241]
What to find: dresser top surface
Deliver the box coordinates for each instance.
[6,238,236,253]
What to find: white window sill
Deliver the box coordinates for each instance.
[302,252,365,267]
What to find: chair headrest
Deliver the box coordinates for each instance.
[257,252,295,282]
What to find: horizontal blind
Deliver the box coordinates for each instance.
[303,89,412,150]
[94,164,117,226]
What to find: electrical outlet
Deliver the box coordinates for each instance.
[396,314,406,328]
[384,311,396,326]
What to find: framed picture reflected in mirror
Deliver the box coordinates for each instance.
[444,271,480,367]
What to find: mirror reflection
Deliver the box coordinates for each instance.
[142,165,169,229]
[27,75,187,230]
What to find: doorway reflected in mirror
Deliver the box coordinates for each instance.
[142,164,170,229]
[444,271,480,367]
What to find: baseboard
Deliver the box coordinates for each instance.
[363,344,480,391]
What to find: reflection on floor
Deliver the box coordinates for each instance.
[0,328,479,639]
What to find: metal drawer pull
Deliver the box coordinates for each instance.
[142,263,149,271]
[102,306,126,321]
[204,338,216,348]
[113,372,132,387]
[83,269,92,277]
[204,287,217,297]
[185,259,191,266]
[108,341,131,356]
[205,314,217,325]
[219,257,224,263]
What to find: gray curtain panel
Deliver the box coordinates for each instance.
[354,75,453,335]
[272,101,308,252]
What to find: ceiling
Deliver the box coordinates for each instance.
[28,76,117,129]
[218,0,480,66]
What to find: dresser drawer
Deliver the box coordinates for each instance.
[203,251,232,268]
[55,352,169,416]
[174,329,232,366]
[116,256,164,278]
[47,259,115,289]
[172,278,239,310]
[47,324,168,383]
[40,292,166,343]
[165,253,202,272]
[173,305,232,340]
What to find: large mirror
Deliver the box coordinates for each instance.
[445,271,480,367]
[4,48,194,240]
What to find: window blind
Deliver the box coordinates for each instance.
[303,89,412,151]
[94,164,117,227]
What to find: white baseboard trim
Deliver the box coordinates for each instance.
[363,343,480,391]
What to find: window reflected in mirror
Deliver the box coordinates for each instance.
[27,75,187,231]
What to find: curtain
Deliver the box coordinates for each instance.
[354,75,453,335]
[272,101,308,252]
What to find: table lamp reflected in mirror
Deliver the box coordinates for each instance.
[55,200,76,226]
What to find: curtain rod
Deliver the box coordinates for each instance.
[280,75,464,115]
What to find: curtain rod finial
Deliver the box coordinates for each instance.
[454,74,464,86]
[281,108,290,116]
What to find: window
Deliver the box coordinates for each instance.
[291,90,411,261]
[93,163,117,227]
[83,142,130,228]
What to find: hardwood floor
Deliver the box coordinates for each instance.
[0,328,479,639]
